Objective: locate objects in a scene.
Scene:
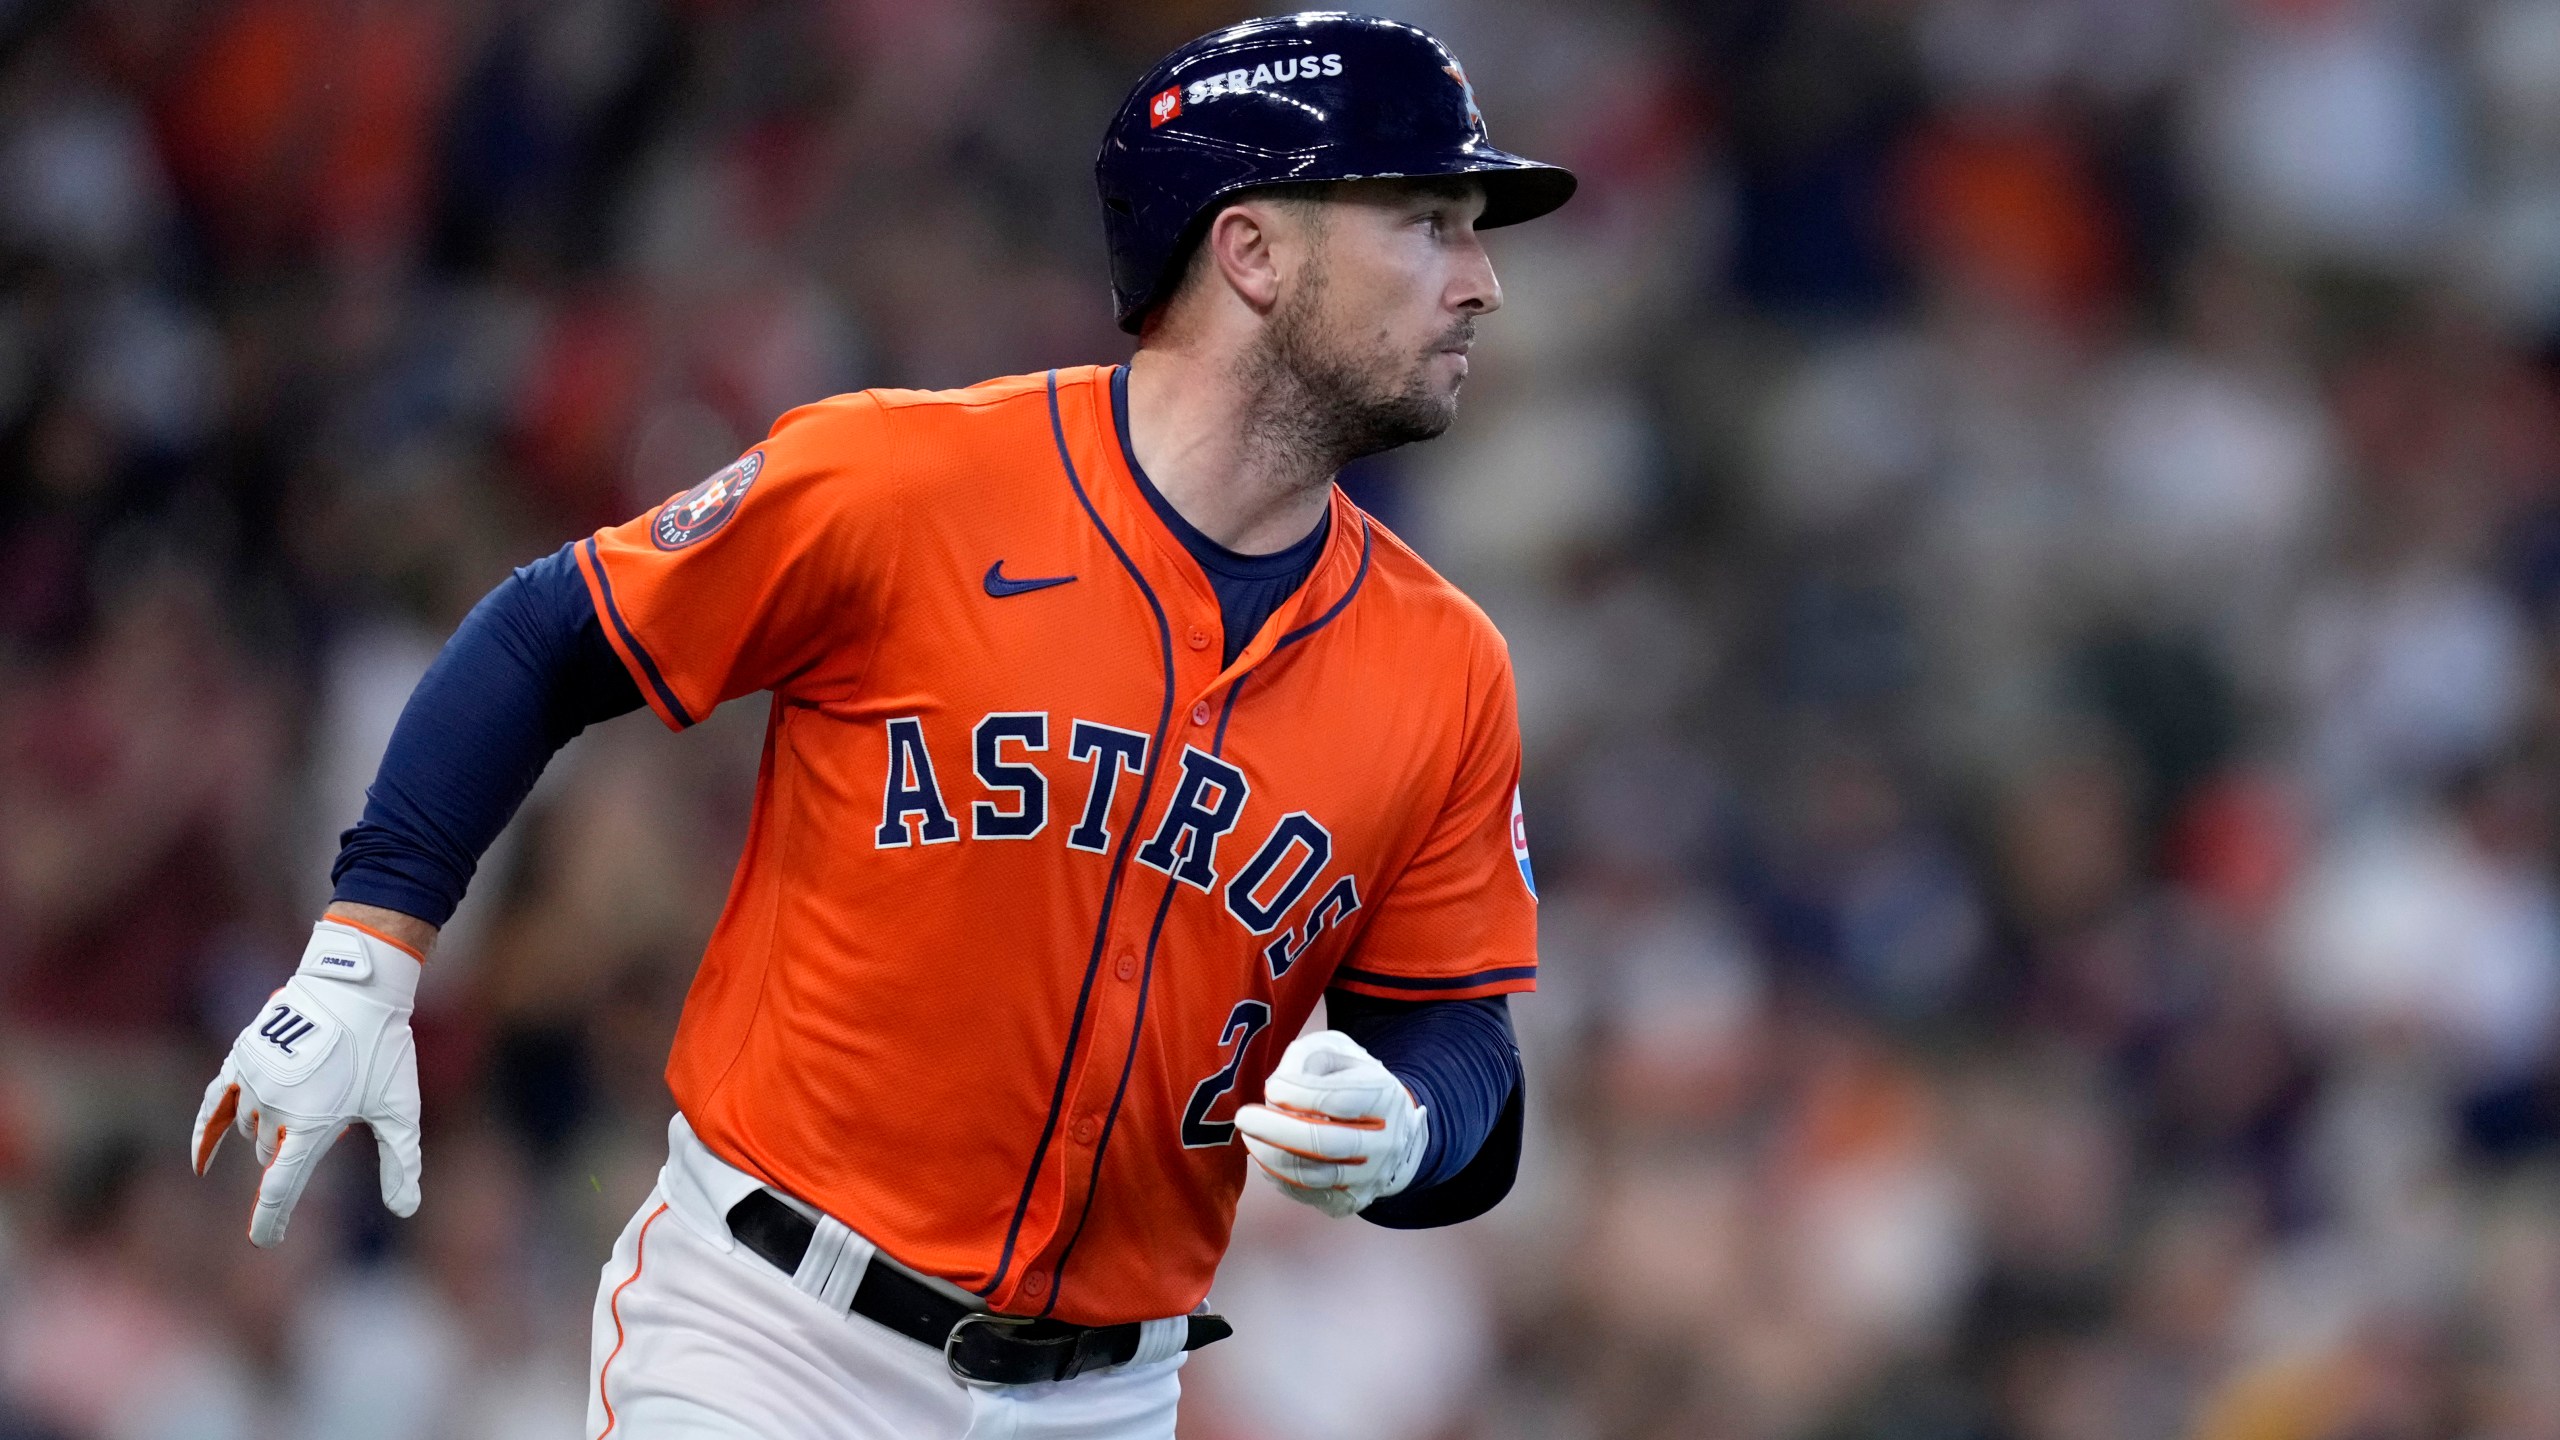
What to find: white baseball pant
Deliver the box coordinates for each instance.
[586,1114,1185,1439]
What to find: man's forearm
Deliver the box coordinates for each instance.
[322,901,441,958]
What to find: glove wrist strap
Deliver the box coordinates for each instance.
[299,919,425,1008]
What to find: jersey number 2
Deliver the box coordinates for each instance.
[1179,1000,1273,1149]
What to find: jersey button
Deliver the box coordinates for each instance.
[1023,1270,1049,1298]
[1188,626,1210,651]
[1115,950,1138,981]
[1072,1114,1100,1145]
[1191,701,1211,727]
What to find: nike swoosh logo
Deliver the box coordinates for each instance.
[984,561,1078,597]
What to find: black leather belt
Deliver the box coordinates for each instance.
[725,1189,1232,1385]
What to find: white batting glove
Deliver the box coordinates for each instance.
[189,920,425,1247]
[1233,1030,1429,1219]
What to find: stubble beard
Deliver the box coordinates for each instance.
[1237,263,1471,491]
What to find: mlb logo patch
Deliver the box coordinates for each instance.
[1149,85,1183,127]
[1510,784,1537,901]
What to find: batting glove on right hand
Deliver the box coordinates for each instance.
[1233,1030,1429,1219]
[190,920,425,1247]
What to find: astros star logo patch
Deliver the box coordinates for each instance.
[653,451,764,551]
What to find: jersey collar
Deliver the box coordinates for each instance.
[1069,366,1371,688]
[1109,364,1332,585]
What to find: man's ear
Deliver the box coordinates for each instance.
[1202,203,1285,315]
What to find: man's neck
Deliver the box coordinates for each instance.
[1122,346,1337,556]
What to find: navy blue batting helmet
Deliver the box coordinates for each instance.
[1095,13,1577,334]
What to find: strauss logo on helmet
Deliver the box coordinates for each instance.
[1182,54,1343,108]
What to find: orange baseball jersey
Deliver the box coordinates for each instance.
[573,364,1538,1326]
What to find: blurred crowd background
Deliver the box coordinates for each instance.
[5,0,2560,1437]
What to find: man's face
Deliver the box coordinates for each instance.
[1258,179,1502,458]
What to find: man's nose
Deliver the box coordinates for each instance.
[1453,239,1502,316]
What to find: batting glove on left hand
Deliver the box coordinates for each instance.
[1234,1030,1429,1219]
[189,920,424,1247]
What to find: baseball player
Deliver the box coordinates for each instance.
[187,14,1572,1438]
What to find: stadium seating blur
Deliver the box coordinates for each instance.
[5,2,2560,1437]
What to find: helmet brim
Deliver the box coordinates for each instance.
[1119,153,1578,332]
[1403,149,1579,230]
[1273,148,1577,228]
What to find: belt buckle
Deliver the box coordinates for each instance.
[944,1311,1037,1387]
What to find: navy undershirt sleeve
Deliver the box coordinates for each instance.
[330,543,644,925]
[1328,990,1525,1227]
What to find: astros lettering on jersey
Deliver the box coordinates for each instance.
[574,365,1539,1327]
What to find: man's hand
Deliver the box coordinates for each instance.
[190,918,426,1246]
[1233,1030,1429,1218]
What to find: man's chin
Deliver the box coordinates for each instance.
[1402,364,1464,422]
[1419,395,1459,438]
[1415,380,1462,435]
[1341,390,1456,459]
